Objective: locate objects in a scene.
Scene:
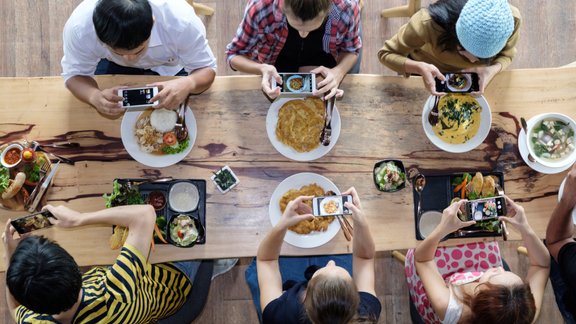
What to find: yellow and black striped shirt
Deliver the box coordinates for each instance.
[16,243,192,324]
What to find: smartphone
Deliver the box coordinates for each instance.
[11,210,55,234]
[312,195,352,217]
[465,196,507,221]
[118,87,159,108]
[271,73,317,94]
[435,73,479,93]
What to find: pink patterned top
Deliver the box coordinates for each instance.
[405,242,503,324]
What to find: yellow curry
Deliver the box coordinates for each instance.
[432,94,482,144]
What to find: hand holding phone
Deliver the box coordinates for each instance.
[118,87,159,108]
[312,195,352,216]
[435,73,479,93]
[11,210,55,234]
[464,196,507,221]
[271,73,317,95]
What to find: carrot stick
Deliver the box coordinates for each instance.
[154,223,168,244]
[461,178,467,199]
[454,176,467,192]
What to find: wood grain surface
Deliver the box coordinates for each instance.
[0,69,574,270]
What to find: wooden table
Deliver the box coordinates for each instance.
[1,68,575,270]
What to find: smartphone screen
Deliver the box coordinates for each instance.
[466,196,506,221]
[11,210,55,234]
[312,195,352,216]
[120,87,158,108]
[435,73,479,93]
[276,73,315,93]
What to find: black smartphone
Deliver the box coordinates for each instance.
[271,73,316,94]
[118,87,159,108]
[435,73,479,93]
[312,195,352,216]
[11,210,55,234]
[465,196,507,221]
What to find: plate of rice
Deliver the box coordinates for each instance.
[121,107,196,167]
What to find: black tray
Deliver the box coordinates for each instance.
[413,172,504,240]
[115,178,207,245]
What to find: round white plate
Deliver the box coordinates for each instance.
[558,177,576,224]
[268,172,341,248]
[266,97,341,161]
[121,106,197,168]
[421,95,492,153]
[518,116,572,174]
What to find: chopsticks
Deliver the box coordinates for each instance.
[336,215,353,241]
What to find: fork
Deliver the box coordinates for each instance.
[31,141,75,165]
[25,159,51,207]
[320,96,335,146]
[174,98,189,141]
[427,95,440,126]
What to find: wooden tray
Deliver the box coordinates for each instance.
[0,142,52,212]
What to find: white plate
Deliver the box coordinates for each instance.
[268,172,341,248]
[518,116,572,174]
[418,210,443,239]
[121,106,197,168]
[421,95,492,153]
[266,97,341,161]
[558,177,576,224]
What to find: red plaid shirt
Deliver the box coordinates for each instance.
[226,0,361,67]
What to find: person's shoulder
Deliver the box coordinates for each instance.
[64,0,99,39]
[358,291,382,320]
[149,0,201,32]
[509,4,522,20]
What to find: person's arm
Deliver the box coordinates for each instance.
[546,164,576,260]
[65,76,124,116]
[342,187,376,295]
[257,196,315,310]
[499,196,550,321]
[231,55,282,99]
[45,204,156,259]
[414,200,475,320]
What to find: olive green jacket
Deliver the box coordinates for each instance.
[378,6,521,74]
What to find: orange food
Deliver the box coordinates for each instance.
[4,148,21,165]
[279,183,335,235]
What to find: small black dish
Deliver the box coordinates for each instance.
[167,214,205,248]
[373,159,407,192]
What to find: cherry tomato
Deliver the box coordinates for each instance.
[177,230,184,239]
[163,132,177,146]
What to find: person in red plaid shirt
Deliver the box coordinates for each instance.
[226,0,361,100]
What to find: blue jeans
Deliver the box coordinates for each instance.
[245,254,353,323]
[95,59,187,76]
[172,260,201,285]
[550,254,576,323]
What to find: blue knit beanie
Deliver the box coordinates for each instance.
[455,0,514,59]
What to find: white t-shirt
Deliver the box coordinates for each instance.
[61,0,216,82]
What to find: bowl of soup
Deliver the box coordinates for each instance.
[526,113,576,168]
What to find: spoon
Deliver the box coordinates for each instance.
[428,95,440,126]
[413,173,427,216]
[520,117,536,162]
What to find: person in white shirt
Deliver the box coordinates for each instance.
[62,0,216,116]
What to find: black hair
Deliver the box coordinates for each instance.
[428,0,468,52]
[284,0,331,22]
[7,236,82,315]
[93,0,153,50]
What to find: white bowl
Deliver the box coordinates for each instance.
[421,95,492,153]
[0,143,24,168]
[526,113,576,168]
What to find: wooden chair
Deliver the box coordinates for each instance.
[187,0,215,16]
[392,250,407,264]
[381,0,421,18]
